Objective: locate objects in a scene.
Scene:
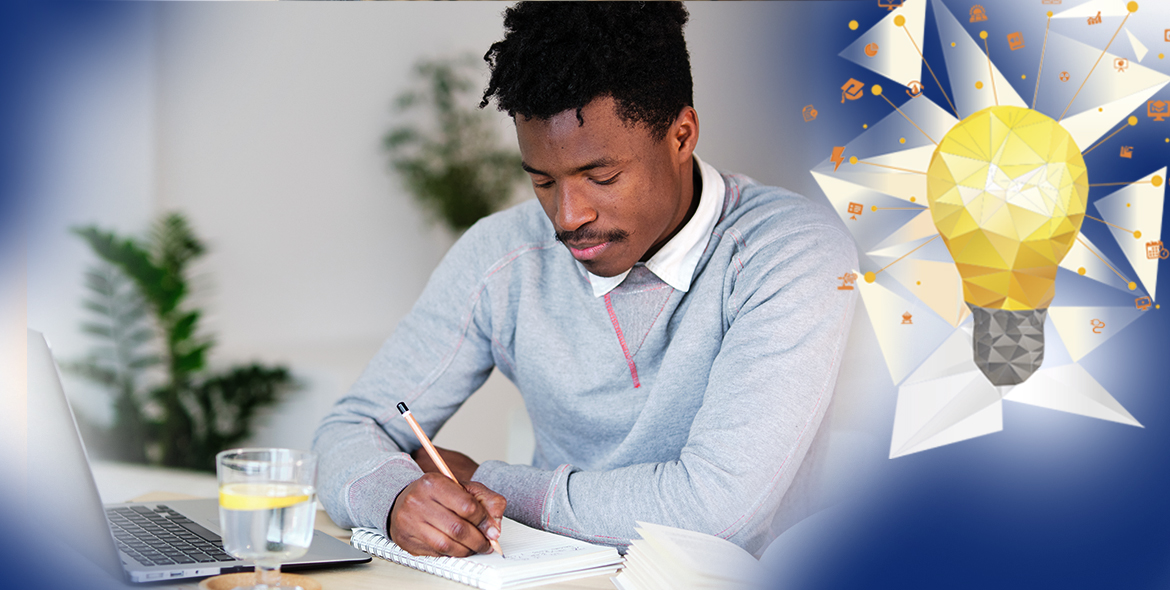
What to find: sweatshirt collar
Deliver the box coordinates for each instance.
[586,154,723,297]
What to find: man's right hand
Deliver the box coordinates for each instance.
[388,472,506,557]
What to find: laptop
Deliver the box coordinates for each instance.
[26,329,371,583]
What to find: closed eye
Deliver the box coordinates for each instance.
[593,174,619,185]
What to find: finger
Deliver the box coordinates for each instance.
[409,522,480,558]
[464,482,506,521]
[391,479,491,557]
[413,477,494,553]
[417,502,492,555]
[421,476,491,524]
[463,482,506,541]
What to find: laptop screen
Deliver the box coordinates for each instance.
[26,329,128,584]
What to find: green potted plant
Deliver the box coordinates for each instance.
[70,212,294,471]
[384,55,526,232]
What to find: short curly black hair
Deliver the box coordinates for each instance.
[480,1,692,141]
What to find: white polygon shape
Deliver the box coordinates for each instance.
[931,0,1027,118]
[1093,167,1166,301]
[1004,363,1141,427]
[867,145,936,177]
[1048,33,1169,147]
[1052,0,1134,19]
[890,370,1003,458]
[870,210,936,253]
[1047,305,1143,362]
[902,324,976,386]
[1058,234,1133,293]
[839,0,927,87]
[812,172,927,254]
[857,274,956,385]
[1124,28,1148,62]
[878,257,969,327]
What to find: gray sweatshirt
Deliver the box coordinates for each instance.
[312,168,858,556]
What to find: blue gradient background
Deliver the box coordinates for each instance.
[4,1,1168,588]
[768,1,1170,588]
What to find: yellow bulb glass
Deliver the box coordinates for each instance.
[927,106,1088,310]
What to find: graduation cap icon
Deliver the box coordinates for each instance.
[841,78,864,103]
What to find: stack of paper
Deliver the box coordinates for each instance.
[612,522,763,590]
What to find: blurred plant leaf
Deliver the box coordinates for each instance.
[68,212,294,471]
[385,54,526,232]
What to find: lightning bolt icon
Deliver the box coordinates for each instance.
[830,146,846,172]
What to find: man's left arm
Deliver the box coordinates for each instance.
[470,222,859,555]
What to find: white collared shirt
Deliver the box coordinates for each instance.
[586,154,724,297]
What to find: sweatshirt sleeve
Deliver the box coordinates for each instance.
[472,219,859,556]
[311,228,501,538]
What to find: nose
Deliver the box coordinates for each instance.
[554,182,597,232]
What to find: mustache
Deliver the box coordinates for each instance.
[555,228,629,245]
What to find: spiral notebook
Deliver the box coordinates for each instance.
[350,518,623,590]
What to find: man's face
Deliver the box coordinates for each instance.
[516,97,697,278]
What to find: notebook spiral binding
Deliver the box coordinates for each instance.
[350,527,492,589]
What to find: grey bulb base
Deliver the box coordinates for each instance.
[970,305,1047,386]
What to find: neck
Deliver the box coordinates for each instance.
[642,157,700,263]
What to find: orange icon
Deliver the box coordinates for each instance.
[1115,57,1128,72]
[865,43,879,57]
[841,78,865,103]
[1146,241,1169,259]
[970,5,988,23]
[831,147,846,171]
[1090,319,1105,334]
[802,105,818,122]
[1059,71,1070,82]
[1149,100,1169,121]
[838,272,858,290]
[1165,29,1170,42]
[847,202,864,220]
[902,312,913,325]
[1120,145,1134,158]
[1007,32,1025,51]
[878,0,905,10]
[1088,11,1102,25]
[906,80,923,97]
[1136,296,1152,311]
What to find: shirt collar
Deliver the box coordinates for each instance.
[586,154,724,297]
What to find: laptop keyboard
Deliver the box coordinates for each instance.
[106,504,236,567]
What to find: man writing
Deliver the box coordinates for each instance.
[314,2,857,559]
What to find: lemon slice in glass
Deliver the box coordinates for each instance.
[219,483,313,511]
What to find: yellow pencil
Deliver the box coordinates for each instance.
[397,402,505,558]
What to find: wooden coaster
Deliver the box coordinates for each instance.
[198,572,321,590]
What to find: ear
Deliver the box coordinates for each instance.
[669,106,699,166]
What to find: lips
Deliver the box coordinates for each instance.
[566,241,610,261]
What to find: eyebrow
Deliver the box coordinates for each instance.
[521,157,622,177]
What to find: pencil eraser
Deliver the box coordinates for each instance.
[397,402,409,414]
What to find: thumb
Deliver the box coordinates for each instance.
[464,481,506,541]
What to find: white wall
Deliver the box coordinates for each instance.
[26,4,880,470]
[26,5,158,427]
[150,3,526,461]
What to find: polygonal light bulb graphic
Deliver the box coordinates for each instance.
[926,106,1088,385]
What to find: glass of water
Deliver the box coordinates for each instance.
[216,448,318,590]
